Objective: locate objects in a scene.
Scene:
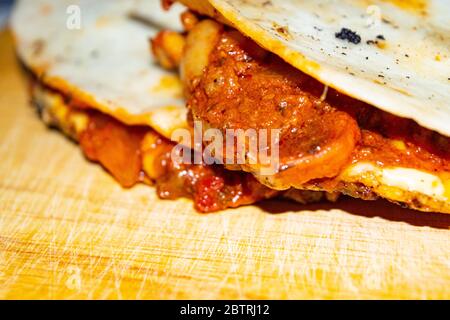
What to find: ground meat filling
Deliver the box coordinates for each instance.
[155,158,279,212]
[188,31,361,185]
[80,112,147,188]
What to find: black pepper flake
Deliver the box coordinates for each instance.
[405,54,410,57]
[335,28,361,44]
[376,35,385,40]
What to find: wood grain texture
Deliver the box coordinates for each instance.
[0,30,449,300]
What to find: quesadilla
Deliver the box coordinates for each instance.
[11,0,325,212]
[12,0,450,214]
[151,0,450,213]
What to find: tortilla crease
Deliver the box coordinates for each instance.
[11,0,189,139]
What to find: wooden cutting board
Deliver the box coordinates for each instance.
[0,29,449,300]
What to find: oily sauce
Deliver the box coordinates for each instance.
[78,111,276,212]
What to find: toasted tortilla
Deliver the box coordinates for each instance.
[11,0,189,139]
[204,0,450,137]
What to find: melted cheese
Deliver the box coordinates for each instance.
[341,162,450,212]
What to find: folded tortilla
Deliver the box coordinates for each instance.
[162,0,450,213]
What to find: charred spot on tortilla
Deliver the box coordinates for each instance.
[367,38,387,49]
[335,28,361,45]
[272,23,292,40]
